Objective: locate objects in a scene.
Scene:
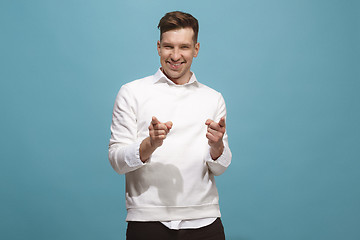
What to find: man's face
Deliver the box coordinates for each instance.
[157,28,200,85]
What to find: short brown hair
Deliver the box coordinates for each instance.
[158,11,199,43]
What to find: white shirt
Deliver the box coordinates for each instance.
[161,217,217,230]
[108,69,232,229]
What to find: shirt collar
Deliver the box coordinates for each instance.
[153,68,199,86]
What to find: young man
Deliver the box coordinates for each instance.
[109,11,232,240]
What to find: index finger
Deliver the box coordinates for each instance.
[151,116,160,125]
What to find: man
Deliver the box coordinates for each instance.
[109,11,232,240]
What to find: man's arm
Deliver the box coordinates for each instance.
[108,85,143,175]
[109,87,172,174]
[204,94,232,176]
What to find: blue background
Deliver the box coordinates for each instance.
[1,0,359,239]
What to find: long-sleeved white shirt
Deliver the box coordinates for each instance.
[109,69,232,225]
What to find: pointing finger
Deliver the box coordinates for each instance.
[205,119,213,126]
[151,116,160,125]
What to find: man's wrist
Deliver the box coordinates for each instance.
[140,137,158,162]
[210,143,224,160]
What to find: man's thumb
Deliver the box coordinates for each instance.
[165,121,173,130]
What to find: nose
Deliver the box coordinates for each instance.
[171,48,181,62]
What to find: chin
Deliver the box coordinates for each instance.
[163,69,179,78]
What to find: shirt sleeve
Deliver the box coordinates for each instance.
[108,85,145,175]
[205,93,232,176]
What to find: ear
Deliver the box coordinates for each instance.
[157,40,161,56]
[193,42,200,58]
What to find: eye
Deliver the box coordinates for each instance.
[181,45,190,49]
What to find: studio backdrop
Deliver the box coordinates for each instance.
[1,0,359,239]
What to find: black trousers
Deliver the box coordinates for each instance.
[126,218,225,240]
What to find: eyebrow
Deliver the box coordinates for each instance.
[161,42,193,47]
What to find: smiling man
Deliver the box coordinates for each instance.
[109,11,232,240]
[157,27,199,85]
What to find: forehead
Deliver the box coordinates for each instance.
[161,28,195,44]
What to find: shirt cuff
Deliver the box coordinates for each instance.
[124,139,145,168]
[205,145,231,176]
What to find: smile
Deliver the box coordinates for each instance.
[167,61,184,69]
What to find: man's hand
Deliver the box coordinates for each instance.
[149,116,173,148]
[140,116,173,162]
[205,117,226,160]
